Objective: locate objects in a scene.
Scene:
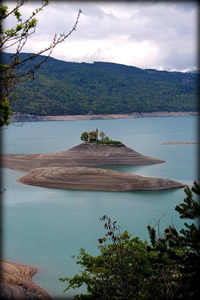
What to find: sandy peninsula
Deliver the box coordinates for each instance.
[0,261,51,299]
[17,166,185,191]
[1,142,185,191]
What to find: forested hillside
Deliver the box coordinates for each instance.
[3,53,198,116]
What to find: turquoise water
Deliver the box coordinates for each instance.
[1,116,198,298]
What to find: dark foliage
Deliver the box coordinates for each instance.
[60,181,200,299]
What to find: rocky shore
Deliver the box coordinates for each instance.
[0,261,51,299]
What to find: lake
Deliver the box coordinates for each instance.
[1,115,198,298]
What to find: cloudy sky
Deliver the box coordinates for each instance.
[4,1,198,72]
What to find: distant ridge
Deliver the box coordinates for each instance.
[2,52,197,116]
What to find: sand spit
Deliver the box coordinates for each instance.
[0,261,51,299]
[160,141,199,145]
[1,142,165,173]
[17,166,185,191]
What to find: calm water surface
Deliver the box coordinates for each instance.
[1,116,198,298]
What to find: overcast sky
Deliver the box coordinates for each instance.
[4,1,198,72]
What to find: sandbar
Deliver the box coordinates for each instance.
[160,141,199,145]
[17,166,185,191]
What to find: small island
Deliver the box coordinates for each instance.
[1,129,185,191]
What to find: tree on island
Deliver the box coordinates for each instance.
[60,181,200,299]
[80,129,122,144]
[99,131,106,140]
[104,136,110,141]
[80,130,106,143]
[80,129,98,142]
[80,131,89,142]
[0,1,81,127]
[88,131,98,142]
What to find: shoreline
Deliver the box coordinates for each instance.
[10,111,198,122]
[0,260,51,299]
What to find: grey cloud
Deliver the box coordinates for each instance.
[173,2,197,12]
[4,1,197,72]
[128,3,196,42]
[35,2,119,41]
[123,2,197,71]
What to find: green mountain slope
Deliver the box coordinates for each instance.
[3,53,198,116]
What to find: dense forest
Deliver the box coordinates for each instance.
[3,52,198,116]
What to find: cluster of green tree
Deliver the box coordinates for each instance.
[2,52,198,116]
[80,130,121,144]
[80,130,98,142]
[60,181,200,299]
